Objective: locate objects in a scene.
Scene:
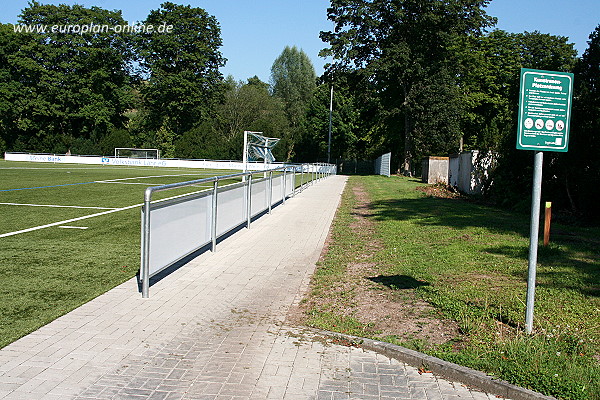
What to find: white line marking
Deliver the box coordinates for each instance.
[95,173,216,183]
[0,202,117,210]
[0,185,218,238]
[0,203,142,238]
[59,226,88,230]
[96,181,214,187]
[95,181,166,186]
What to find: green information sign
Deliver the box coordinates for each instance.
[517,68,574,152]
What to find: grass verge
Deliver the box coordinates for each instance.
[299,175,600,400]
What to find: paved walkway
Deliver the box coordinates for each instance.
[0,175,501,400]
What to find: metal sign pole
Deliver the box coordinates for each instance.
[525,151,544,333]
[516,68,573,331]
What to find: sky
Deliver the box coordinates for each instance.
[1,0,598,83]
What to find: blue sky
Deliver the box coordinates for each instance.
[2,0,598,83]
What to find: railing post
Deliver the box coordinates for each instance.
[300,164,304,192]
[291,166,296,197]
[268,170,273,214]
[246,174,252,228]
[282,168,287,204]
[141,190,152,298]
[211,179,218,252]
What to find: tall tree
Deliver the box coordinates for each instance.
[137,2,226,142]
[270,46,317,159]
[550,25,600,219]
[176,76,289,161]
[320,0,495,174]
[0,2,134,153]
[452,30,522,151]
[480,31,578,211]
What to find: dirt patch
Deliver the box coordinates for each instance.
[288,181,460,348]
[416,183,463,199]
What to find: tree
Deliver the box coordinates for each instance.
[176,76,290,161]
[320,0,495,174]
[0,23,29,153]
[474,30,579,209]
[550,25,600,220]
[0,2,134,153]
[137,2,226,137]
[270,46,317,159]
[452,30,523,151]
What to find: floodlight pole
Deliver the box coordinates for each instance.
[328,86,333,164]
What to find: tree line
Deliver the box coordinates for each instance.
[1,0,599,222]
[317,0,600,223]
[0,2,319,163]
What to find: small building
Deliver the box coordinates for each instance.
[421,156,449,184]
[449,150,495,195]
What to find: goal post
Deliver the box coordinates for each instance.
[114,148,161,159]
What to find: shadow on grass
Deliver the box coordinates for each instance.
[370,196,530,236]
[368,274,430,290]
[368,194,598,297]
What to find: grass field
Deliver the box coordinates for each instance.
[302,175,600,400]
[0,159,247,348]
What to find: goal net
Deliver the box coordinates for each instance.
[114,148,160,159]
[243,131,280,168]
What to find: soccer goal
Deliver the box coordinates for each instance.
[243,131,280,172]
[114,148,161,159]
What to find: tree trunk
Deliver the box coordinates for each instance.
[565,174,577,213]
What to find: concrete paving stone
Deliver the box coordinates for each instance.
[218,386,253,397]
[380,389,411,398]
[199,382,224,395]
[156,380,192,392]
[77,384,108,397]
[264,386,287,399]
[136,367,172,379]
[410,387,429,398]
[145,391,172,400]
[45,386,82,398]
[39,393,66,400]
[472,391,496,400]
[166,369,190,380]
[162,393,184,400]
[111,393,148,400]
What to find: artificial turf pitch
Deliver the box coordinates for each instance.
[0,159,242,348]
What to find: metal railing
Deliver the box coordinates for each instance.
[140,162,336,297]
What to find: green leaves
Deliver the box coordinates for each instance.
[137,2,225,137]
[1,2,134,153]
[321,0,496,172]
[270,46,318,159]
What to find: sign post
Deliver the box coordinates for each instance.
[516,68,573,334]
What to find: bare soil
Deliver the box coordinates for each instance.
[416,183,463,199]
[288,182,460,348]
